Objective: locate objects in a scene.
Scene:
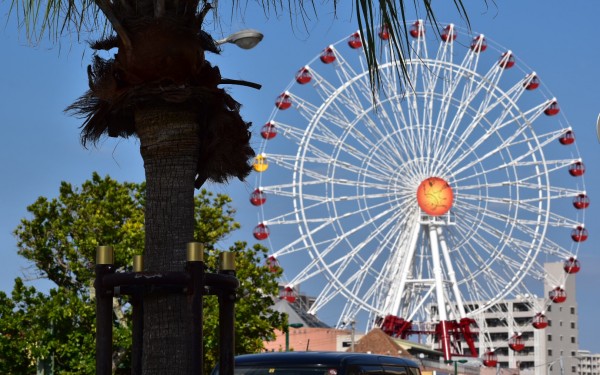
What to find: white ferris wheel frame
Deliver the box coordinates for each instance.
[252,21,586,353]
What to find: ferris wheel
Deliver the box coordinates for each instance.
[249,21,588,360]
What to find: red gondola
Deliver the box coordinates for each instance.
[348,32,362,49]
[295,67,312,84]
[250,188,266,206]
[260,122,277,140]
[379,25,390,40]
[441,25,457,42]
[524,74,540,90]
[275,93,292,110]
[409,21,424,38]
[470,35,487,52]
[571,226,588,242]
[559,130,575,145]
[499,52,515,69]
[280,286,296,303]
[508,334,525,352]
[483,351,498,367]
[569,162,585,177]
[320,47,336,64]
[532,313,548,329]
[253,223,270,240]
[266,255,281,273]
[573,194,589,210]
[544,101,560,116]
[549,287,567,303]
[564,257,581,274]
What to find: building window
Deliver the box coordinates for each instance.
[548,335,552,341]
[548,350,553,356]
[571,322,576,329]
[548,305,552,312]
[571,337,576,344]
[571,307,576,314]
[560,321,563,327]
[548,320,552,327]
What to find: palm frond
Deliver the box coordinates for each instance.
[354,0,471,95]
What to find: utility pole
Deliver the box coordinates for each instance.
[350,320,356,352]
[559,356,564,375]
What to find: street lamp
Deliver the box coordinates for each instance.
[285,323,304,351]
[215,29,264,49]
[547,356,564,375]
[445,359,468,375]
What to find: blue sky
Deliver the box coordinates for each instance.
[1,0,599,353]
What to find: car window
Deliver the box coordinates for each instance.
[348,364,385,375]
[233,366,339,375]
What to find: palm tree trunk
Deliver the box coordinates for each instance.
[135,107,199,374]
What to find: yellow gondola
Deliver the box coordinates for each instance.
[253,154,269,172]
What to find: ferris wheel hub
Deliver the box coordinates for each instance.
[416,177,454,216]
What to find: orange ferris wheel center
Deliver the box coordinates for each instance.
[416,177,454,216]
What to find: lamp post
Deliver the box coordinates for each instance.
[285,323,304,351]
[445,359,468,375]
[215,29,264,49]
[547,356,564,375]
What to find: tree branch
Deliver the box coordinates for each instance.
[219,79,262,90]
[93,0,133,50]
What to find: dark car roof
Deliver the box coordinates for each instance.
[235,352,419,367]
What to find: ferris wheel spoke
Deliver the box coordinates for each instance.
[303,211,409,313]
[448,229,508,289]
[271,236,315,258]
[463,158,580,190]
[288,92,354,130]
[537,238,575,260]
[344,110,417,168]
[310,242,390,314]
[442,99,553,172]
[447,121,545,178]
[431,39,492,145]
[312,58,377,121]
[441,67,505,146]
[267,120,322,146]
[370,101,425,163]
[378,61,403,100]
[337,132,413,177]
[456,199,545,242]
[300,199,410,251]
[450,254,491,304]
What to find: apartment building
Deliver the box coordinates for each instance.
[577,350,600,375]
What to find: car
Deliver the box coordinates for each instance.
[212,351,422,375]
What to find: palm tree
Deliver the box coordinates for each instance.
[10,1,470,373]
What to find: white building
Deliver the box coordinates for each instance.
[544,262,579,375]
[577,350,600,375]
[458,262,578,375]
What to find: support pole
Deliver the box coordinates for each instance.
[187,243,205,374]
[95,246,115,375]
[131,255,144,375]
[218,252,236,375]
[350,320,355,353]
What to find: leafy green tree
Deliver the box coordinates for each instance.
[8,1,471,372]
[2,173,285,374]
